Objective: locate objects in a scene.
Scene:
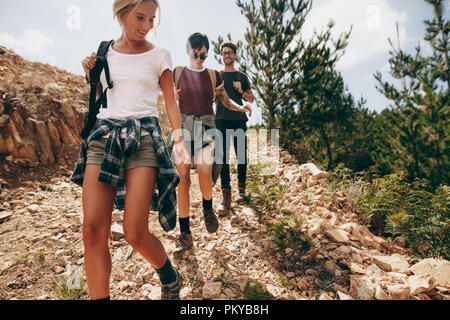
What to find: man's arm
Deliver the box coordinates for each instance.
[233,76,255,103]
[216,85,252,116]
[216,85,245,112]
[242,89,255,103]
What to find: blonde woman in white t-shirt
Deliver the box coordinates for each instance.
[80,0,190,300]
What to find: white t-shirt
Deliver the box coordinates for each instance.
[97,44,173,121]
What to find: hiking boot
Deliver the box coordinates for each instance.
[237,182,246,203]
[173,232,193,258]
[161,268,183,300]
[217,188,231,217]
[203,207,219,233]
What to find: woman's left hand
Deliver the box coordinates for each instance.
[173,140,190,167]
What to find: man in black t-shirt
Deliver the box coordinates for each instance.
[215,41,255,216]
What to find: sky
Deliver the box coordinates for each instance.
[0,0,449,125]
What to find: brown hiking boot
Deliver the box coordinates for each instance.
[217,188,231,217]
[173,232,193,258]
[203,208,219,233]
[237,182,246,203]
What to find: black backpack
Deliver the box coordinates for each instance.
[80,40,114,139]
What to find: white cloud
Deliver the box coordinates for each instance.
[0,30,56,65]
[300,0,413,70]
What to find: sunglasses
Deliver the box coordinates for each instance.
[221,51,235,56]
[190,52,208,60]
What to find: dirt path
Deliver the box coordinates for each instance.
[0,166,292,300]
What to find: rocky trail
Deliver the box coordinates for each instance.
[0,152,449,300]
[0,45,449,301]
[0,162,292,300]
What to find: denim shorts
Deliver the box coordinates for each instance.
[86,135,158,169]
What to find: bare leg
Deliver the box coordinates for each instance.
[196,142,215,201]
[176,163,191,219]
[122,167,168,268]
[82,164,117,300]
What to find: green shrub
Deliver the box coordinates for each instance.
[328,163,370,205]
[267,215,313,254]
[388,185,449,260]
[359,174,449,259]
[53,278,86,300]
[243,280,272,300]
[246,162,288,217]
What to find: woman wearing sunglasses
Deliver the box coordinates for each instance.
[171,32,252,257]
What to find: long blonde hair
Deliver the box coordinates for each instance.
[113,0,161,30]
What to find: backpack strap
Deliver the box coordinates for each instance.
[174,66,186,90]
[92,40,114,109]
[207,68,217,99]
[207,69,217,121]
[80,40,113,139]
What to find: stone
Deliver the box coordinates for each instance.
[119,281,135,292]
[324,229,350,244]
[350,263,366,275]
[0,212,12,223]
[340,222,360,234]
[236,277,249,292]
[27,204,39,213]
[349,276,376,300]
[307,221,323,237]
[110,224,125,241]
[374,285,389,300]
[0,114,10,128]
[224,288,236,298]
[318,292,334,300]
[392,236,407,248]
[360,236,380,250]
[409,258,450,288]
[296,277,312,291]
[373,236,389,250]
[286,272,296,279]
[386,283,410,300]
[281,206,294,215]
[51,265,65,274]
[372,254,410,274]
[202,282,222,299]
[285,248,294,256]
[299,163,329,179]
[337,291,355,300]
[408,275,435,295]
[324,261,336,273]
[305,269,319,277]
[266,284,282,297]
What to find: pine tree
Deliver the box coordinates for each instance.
[374,0,449,187]
[292,67,357,171]
[232,0,313,129]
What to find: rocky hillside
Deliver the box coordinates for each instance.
[0,46,88,172]
[0,46,171,181]
[0,48,448,300]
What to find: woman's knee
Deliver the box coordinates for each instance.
[83,223,110,248]
[123,224,146,250]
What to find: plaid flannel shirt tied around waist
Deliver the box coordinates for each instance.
[70,117,180,232]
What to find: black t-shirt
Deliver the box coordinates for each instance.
[215,71,251,121]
